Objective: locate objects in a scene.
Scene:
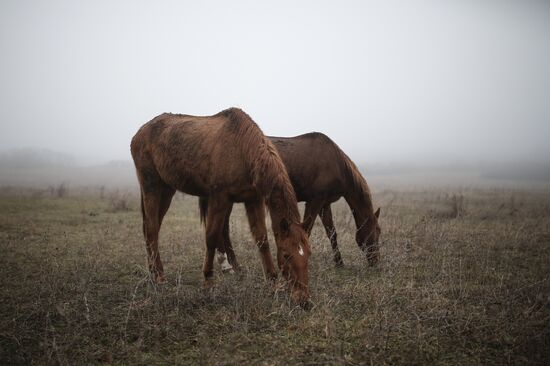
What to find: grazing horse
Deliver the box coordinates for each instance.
[202,132,380,270]
[130,108,311,305]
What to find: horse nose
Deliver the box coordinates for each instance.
[291,288,311,309]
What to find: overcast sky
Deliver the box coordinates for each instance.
[1,0,549,165]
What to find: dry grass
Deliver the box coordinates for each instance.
[0,187,549,365]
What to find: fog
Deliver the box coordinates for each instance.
[1,0,549,167]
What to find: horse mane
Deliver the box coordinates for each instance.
[332,142,375,215]
[217,108,301,222]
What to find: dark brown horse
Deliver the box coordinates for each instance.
[201,132,380,270]
[130,108,311,304]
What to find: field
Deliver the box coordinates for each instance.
[1,187,549,365]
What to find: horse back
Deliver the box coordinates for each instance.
[131,112,260,199]
[269,132,347,202]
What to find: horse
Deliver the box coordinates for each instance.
[200,132,380,271]
[130,108,311,305]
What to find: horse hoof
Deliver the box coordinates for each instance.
[267,273,279,286]
[222,268,235,275]
[367,258,380,266]
[203,279,215,289]
[220,262,234,273]
[154,274,166,285]
[291,288,311,309]
[335,261,344,268]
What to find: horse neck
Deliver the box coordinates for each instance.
[344,190,375,232]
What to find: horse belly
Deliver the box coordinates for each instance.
[228,187,259,203]
[295,179,344,203]
[172,178,208,197]
[154,161,209,197]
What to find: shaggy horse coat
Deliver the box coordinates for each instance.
[130,108,311,304]
[201,132,380,269]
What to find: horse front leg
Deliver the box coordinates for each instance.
[320,204,343,266]
[245,200,277,282]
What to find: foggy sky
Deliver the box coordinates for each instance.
[1,0,549,165]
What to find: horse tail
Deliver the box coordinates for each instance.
[199,196,208,226]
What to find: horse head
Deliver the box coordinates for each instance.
[356,207,381,265]
[275,218,312,308]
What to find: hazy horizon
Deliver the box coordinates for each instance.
[1,0,549,166]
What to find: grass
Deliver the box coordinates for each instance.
[0,187,549,365]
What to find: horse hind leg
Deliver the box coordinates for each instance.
[320,204,344,266]
[137,168,171,284]
[203,197,238,274]
[204,195,232,287]
[158,186,176,227]
[220,205,240,273]
[303,198,325,236]
[140,188,165,283]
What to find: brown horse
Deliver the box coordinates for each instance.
[201,132,380,270]
[130,108,311,305]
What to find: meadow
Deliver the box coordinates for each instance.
[0,186,549,365]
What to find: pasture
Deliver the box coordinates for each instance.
[0,187,549,365]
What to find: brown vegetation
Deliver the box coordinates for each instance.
[0,187,549,364]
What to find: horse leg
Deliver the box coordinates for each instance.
[158,186,176,227]
[204,195,231,287]
[219,205,240,272]
[136,162,172,283]
[140,188,165,283]
[216,212,231,272]
[203,197,237,273]
[303,198,325,236]
[149,186,176,280]
[223,206,241,271]
[245,200,277,281]
[320,204,344,266]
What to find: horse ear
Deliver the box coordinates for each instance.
[374,207,381,219]
[280,217,291,236]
